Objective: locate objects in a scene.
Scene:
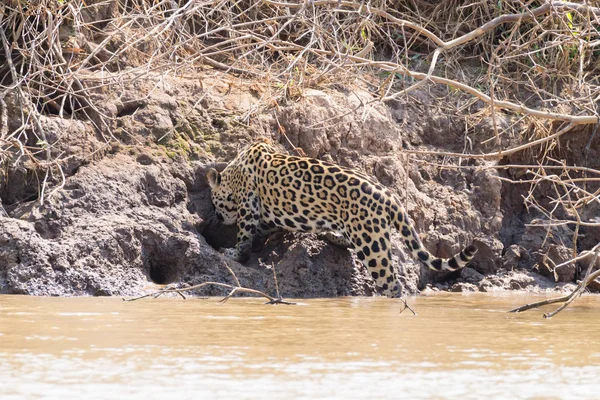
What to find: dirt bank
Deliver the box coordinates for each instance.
[0,72,597,297]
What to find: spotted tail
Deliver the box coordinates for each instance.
[392,206,477,271]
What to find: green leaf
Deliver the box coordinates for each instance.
[566,12,574,30]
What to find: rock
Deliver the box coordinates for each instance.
[450,282,478,292]
[536,245,576,282]
[502,244,523,269]
[461,267,484,284]
[471,236,504,275]
[507,272,536,289]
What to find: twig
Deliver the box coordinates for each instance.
[398,298,417,316]
[221,259,241,288]
[268,261,281,300]
[257,259,296,305]
[0,92,7,140]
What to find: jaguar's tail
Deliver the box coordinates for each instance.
[392,205,477,271]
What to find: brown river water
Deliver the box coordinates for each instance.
[1,293,599,399]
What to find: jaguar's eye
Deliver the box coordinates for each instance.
[227,194,233,201]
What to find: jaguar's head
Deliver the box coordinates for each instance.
[207,168,237,225]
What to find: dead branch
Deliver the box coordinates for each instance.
[403,122,576,160]
[0,16,51,160]
[125,258,295,305]
[508,243,600,318]
[265,0,599,125]
[2,0,599,200]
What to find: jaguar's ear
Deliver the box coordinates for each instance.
[206,168,221,189]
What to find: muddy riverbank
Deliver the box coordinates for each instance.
[2,71,595,298]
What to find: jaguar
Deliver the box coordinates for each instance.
[207,139,477,297]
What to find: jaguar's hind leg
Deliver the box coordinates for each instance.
[352,235,402,298]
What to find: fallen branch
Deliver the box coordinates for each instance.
[125,258,295,304]
[508,243,600,318]
[124,280,295,304]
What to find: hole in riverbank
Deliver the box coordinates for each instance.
[142,238,189,284]
[117,102,144,117]
[148,260,177,285]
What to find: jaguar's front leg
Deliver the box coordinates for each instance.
[251,222,280,252]
[223,191,261,263]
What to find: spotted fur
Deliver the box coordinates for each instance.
[207,139,477,297]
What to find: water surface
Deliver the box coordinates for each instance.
[1,293,599,399]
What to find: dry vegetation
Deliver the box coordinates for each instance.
[1,0,600,311]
